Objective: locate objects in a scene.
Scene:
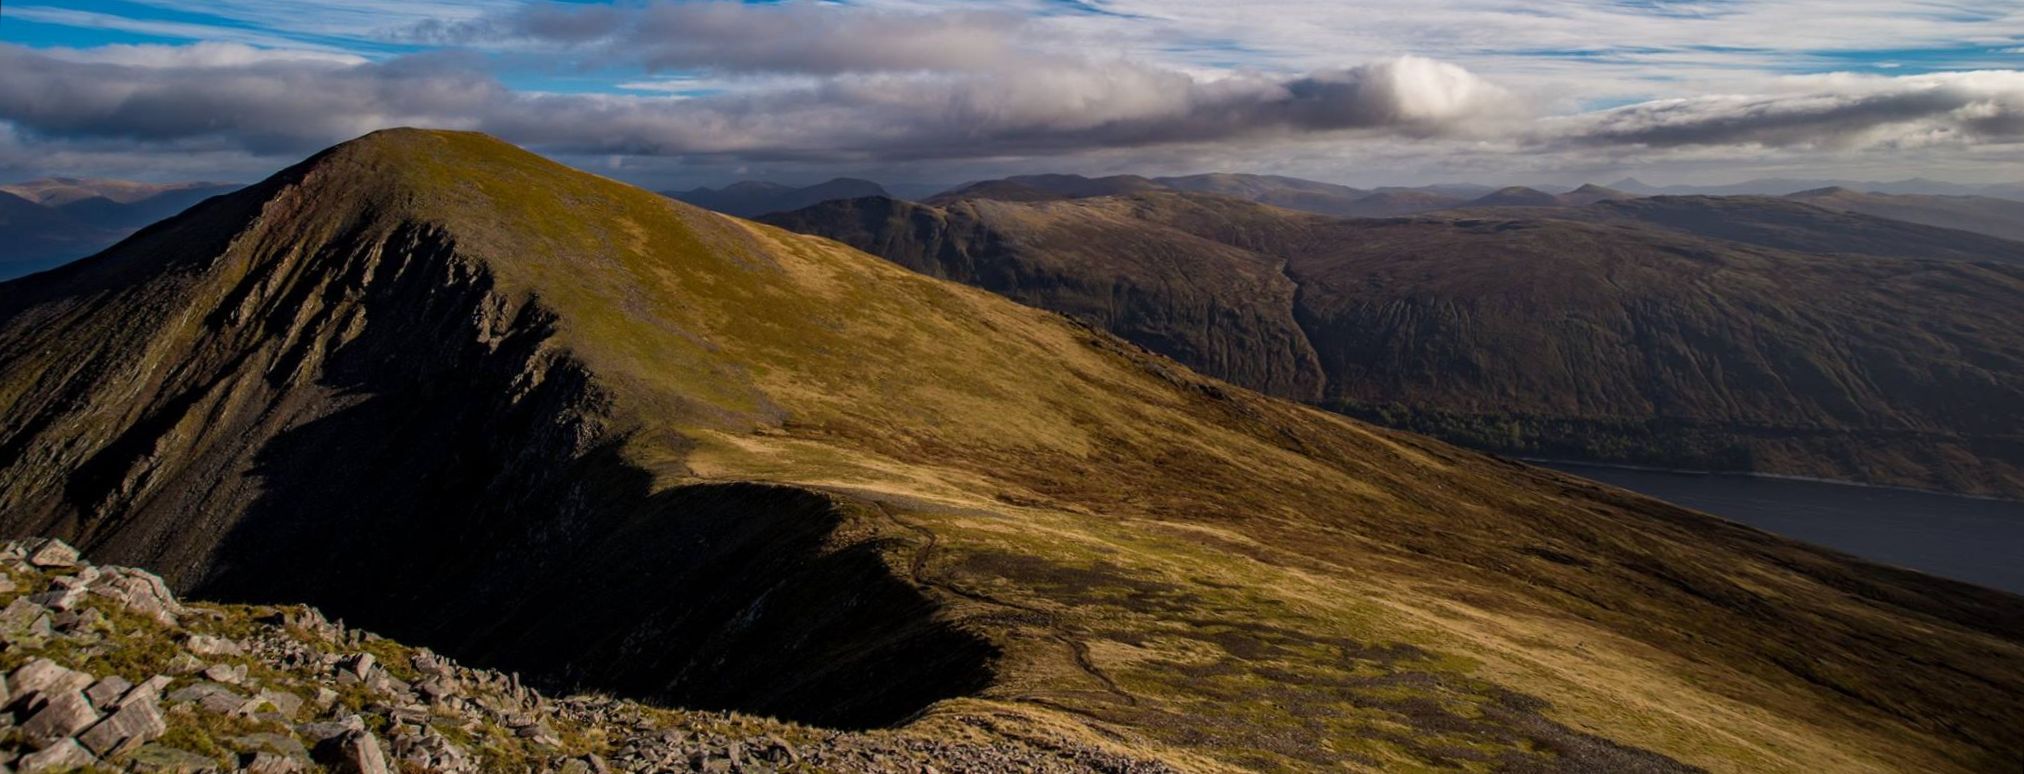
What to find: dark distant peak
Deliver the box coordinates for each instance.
[1560,183,1634,206]
[798,178,889,197]
[664,175,892,217]
[1788,186,1862,199]
[1469,186,1561,207]
[932,173,1166,204]
[722,181,794,194]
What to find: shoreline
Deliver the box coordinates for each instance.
[1521,457,2022,504]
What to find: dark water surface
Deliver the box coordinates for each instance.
[1541,462,2024,595]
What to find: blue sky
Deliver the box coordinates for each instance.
[1,1,2020,187]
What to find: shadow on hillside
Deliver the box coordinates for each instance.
[186,226,993,729]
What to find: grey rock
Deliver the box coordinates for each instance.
[7,659,93,712]
[20,690,100,747]
[88,567,184,624]
[78,693,166,756]
[184,634,244,657]
[229,732,310,759]
[116,674,174,709]
[341,652,376,680]
[84,674,133,707]
[127,743,223,773]
[0,597,52,640]
[297,714,367,744]
[25,585,86,612]
[17,738,95,772]
[202,663,248,685]
[314,729,391,774]
[245,750,310,773]
[23,539,79,569]
[257,688,304,720]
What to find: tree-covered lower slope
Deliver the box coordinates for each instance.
[2,130,2020,773]
[767,192,2024,497]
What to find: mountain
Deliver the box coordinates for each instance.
[1336,189,1466,216]
[0,191,117,278]
[1152,173,1372,215]
[54,183,242,231]
[0,177,236,207]
[665,177,889,217]
[0,180,241,279]
[1558,183,1635,206]
[1608,176,2024,200]
[928,173,1164,203]
[4,130,2021,772]
[1785,187,2024,243]
[1467,186,1562,207]
[1574,196,2024,263]
[770,190,2024,498]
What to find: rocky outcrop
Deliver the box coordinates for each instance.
[0,539,1171,773]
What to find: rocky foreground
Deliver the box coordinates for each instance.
[0,538,1168,773]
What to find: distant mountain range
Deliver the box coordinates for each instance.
[664,178,888,217]
[0,178,240,279]
[1609,176,2024,200]
[767,183,2024,497]
[5,129,2019,773]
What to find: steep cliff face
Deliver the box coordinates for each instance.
[770,193,2024,497]
[2,130,2021,773]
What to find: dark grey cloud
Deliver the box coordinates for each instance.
[1558,72,2024,149]
[409,1,1027,74]
[0,45,1512,163]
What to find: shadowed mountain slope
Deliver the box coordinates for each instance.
[1571,196,2024,263]
[4,131,2022,772]
[1786,187,2024,243]
[0,191,116,279]
[769,192,2024,498]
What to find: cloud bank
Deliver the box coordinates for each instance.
[0,0,2020,184]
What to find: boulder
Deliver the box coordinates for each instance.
[84,675,133,707]
[314,729,391,774]
[246,750,311,773]
[184,634,244,657]
[77,693,166,756]
[88,567,184,624]
[22,539,79,569]
[20,690,100,747]
[17,738,95,772]
[26,585,87,612]
[7,658,93,711]
[202,663,248,685]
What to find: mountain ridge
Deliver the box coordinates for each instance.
[767,189,2024,498]
[4,129,2021,772]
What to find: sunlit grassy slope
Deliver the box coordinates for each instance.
[6,130,2021,773]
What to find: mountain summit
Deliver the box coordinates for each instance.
[2,130,2019,772]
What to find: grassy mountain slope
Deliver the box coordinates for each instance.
[3,130,2021,772]
[769,192,2024,497]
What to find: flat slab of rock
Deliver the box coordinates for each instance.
[19,690,99,746]
[18,737,96,772]
[23,539,79,568]
[78,693,166,755]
